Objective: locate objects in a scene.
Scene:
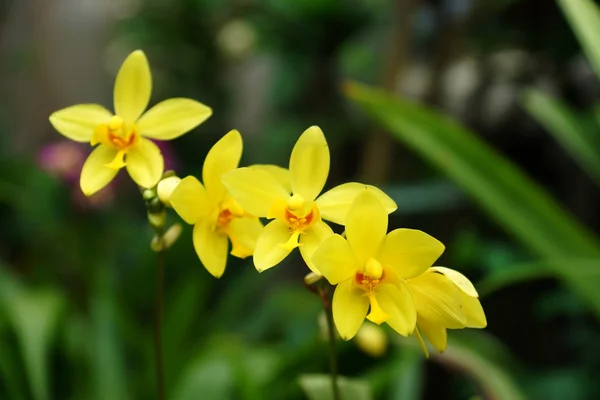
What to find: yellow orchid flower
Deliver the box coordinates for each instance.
[49,50,212,196]
[221,126,397,273]
[408,267,487,357]
[311,189,445,340]
[169,130,264,278]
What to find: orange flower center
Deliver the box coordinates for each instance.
[284,207,316,232]
[91,115,141,169]
[355,258,389,325]
[355,271,384,294]
[217,208,235,232]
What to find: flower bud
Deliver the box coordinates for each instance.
[151,223,183,252]
[354,323,387,357]
[304,271,323,285]
[157,176,181,207]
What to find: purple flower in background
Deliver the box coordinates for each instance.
[38,141,116,209]
[152,140,178,172]
[37,141,87,183]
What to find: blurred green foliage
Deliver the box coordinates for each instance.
[1,0,600,399]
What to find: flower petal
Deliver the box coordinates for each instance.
[418,320,448,352]
[253,219,294,272]
[114,50,151,123]
[49,104,112,142]
[408,271,467,329]
[125,138,164,188]
[170,176,212,224]
[221,167,289,217]
[227,217,263,258]
[346,189,388,265]
[316,183,397,225]
[298,220,334,275]
[311,234,359,284]
[137,98,212,140]
[249,164,292,193]
[289,126,329,201]
[80,145,119,196]
[430,266,479,297]
[376,281,417,336]
[332,279,369,340]
[378,229,445,279]
[461,293,487,328]
[193,220,228,278]
[202,130,242,203]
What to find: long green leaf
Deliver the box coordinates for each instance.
[4,290,64,400]
[433,331,527,400]
[477,259,600,297]
[522,89,600,184]
[344,82,600,315]
[557,0,600,82]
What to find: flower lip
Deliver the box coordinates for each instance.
[284,203,318,232]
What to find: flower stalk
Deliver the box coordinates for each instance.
[319,285,341,400]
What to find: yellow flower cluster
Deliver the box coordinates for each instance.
[48,50,485,355]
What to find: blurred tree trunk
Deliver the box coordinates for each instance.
[0,0,111,155]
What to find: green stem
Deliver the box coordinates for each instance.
[321,287,340,400]
[154,245,166,400]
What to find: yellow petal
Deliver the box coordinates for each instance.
[125,138,164,188]
[249,164,292,193]
[311,234,358,284]
[221,167,289,217]
[316,183,397,225]
[289,126,330,201]
[418,319,448,352]
[202,130,242,203]
[253,219,294,272]
[332,279,369,340]
[298,220,334,275]
[137,98,212,140]
[461,292,487,328]
[80,145,119,196]
[413,327,430,358]
[408,271,467,329]
[378,229,445,279]
[430,266,479,297]
[193,220,228,278]
[49,104,112,142]
[227,217,263,258]
[170,176,213,224]
[346,189,388,265]
[376,281,417,336]
[113,50,151,123]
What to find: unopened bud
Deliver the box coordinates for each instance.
[157,176,181,206]
[304,271,323,285]
[354,322,387,357]
[147,210,166,230]
[151,223,183,251]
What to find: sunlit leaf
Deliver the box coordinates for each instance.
[557,0,600,82]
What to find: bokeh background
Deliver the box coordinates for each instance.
[1,0,600,399]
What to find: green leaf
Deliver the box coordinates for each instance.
[432,331,527,400]
[91,267,129,400]
[521,89,600,184]
[3,289,64,400]
[172,355,235,400]
[557,0,600,82]
[344,82,600,315]
[298,374,372,400]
